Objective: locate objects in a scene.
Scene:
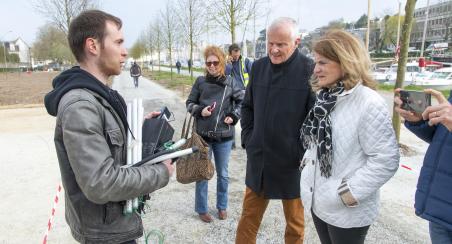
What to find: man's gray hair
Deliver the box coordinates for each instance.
[268,17,299,41]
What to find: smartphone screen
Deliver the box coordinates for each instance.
[208,102,216,112]
[159,106,171,120]
[399,90,431,114]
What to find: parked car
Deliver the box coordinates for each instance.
[372,67,390,81]
[412,67,452,90]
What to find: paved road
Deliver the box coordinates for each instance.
[149,65,204,78]
[0,72,431,243]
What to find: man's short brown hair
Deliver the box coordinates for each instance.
[228,43,240,54]
[68,10,122,62]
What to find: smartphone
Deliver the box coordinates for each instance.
[158,106,171,120]
[399,90,431,114]
[208,101,216,112]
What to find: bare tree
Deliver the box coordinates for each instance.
[145,27,156,71]
[176,0,206,81]
[209,0,264,44]
[392,0,417,142]
[161,1,179,80]
[33,0,98,35]
[149,18,164,72]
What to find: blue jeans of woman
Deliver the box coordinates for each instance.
[195,139,233,214]
[430,221,452,244]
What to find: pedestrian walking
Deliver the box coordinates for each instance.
[299,29,399,244]
[130,61,141,88]
[176,60,181,74]
[188,59,193,73]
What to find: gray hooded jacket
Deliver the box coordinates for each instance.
[45,68,169,243]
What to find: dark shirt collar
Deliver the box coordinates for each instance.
[270,49,299,69]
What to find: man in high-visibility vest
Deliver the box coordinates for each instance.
[226,43,253,149]
[226,43,253,90]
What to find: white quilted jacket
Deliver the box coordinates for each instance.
[300,83,400,228]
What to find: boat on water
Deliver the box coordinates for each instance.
[412,67,452,90]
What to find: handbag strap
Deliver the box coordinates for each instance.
[186,114,194,138]
[181,112,188,139]
[181,112,194,139]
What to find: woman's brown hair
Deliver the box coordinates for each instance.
[312,29,377,90]
[203,45,226,76]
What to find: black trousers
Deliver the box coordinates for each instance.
[312,210,370,244]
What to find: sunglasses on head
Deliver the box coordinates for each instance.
[205,61,220,67]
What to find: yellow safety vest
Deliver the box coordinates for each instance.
[241,59,249,86]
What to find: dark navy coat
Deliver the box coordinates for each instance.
[241,50,314,199]
[405,93,452,230]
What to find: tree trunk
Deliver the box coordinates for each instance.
[392,0,417,142]
[230,0,236,43]
[189,2,194,82]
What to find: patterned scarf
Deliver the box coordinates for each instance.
[300,81,345,178]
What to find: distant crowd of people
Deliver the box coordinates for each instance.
[44,9,452,244]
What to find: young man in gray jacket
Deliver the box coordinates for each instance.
[44,10,174,244]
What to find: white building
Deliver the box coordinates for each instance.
[2,37,30,64]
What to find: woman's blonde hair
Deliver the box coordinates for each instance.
[203,45,226,76]
[312,29,377,90]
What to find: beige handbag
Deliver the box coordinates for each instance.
[176,113,215,184]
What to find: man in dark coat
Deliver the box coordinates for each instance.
[236,17,314,244]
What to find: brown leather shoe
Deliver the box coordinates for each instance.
[199,213,213,223]
[218,210,227,220]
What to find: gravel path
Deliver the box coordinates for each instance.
[0,72,431,243]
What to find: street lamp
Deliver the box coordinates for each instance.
[1,30,12,79]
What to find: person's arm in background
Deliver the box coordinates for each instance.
[225,63,233,76]
[226,77,245,125]
[240,62,255,148]
[245,58,253,73]
[138,65,142,76]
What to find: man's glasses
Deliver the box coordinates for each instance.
[205,61,220,67]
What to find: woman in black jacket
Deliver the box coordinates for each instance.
[186,45,244,223]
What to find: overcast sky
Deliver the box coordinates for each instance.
[0,0,432,48]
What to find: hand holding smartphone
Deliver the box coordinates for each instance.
[399,90,432,114]
[207,101,216,112]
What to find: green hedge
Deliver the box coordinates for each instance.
[0,67,25,73]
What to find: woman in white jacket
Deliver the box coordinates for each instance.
[299,30,400,244]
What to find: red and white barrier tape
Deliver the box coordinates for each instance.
[43,184,62,244]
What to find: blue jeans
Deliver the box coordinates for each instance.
[430,221,452,244]
[195,139,233,214]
